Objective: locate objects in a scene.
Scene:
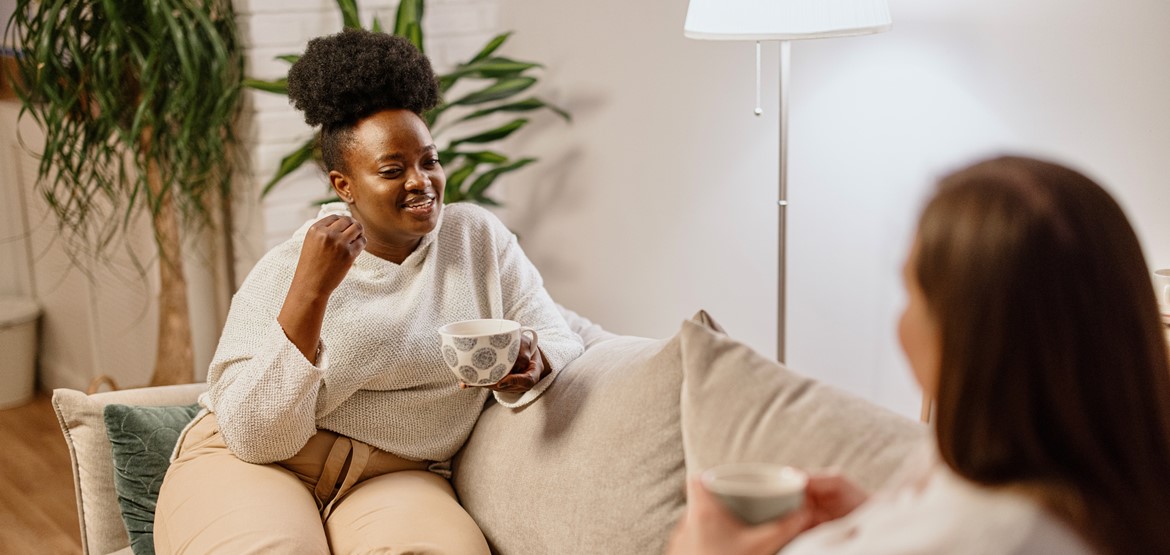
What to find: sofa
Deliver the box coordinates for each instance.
[52,308,924,555]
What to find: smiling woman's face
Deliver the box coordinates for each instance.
[329,108,445,261]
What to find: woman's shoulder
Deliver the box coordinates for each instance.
[438,202,511,241]
[911,467,1095,554]
[234,240,299,298]
[783,464,1095,555]
[441,201,500,226]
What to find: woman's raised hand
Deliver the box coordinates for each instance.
[293,215,367,295]
[278,215,366,363]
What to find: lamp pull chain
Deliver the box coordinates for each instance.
[754,41,763,116]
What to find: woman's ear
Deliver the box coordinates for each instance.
[329,170,353,204]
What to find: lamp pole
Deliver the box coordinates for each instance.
[683,0,891,363]
[777,40,790,363]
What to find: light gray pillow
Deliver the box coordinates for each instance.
[678,320,925,491]
[454,314,712,554]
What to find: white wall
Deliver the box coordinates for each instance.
[0,0,14,48]
[498,0,1170,418]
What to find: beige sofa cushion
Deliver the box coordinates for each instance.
[678,319,925,491]
[453,325,694,554]
[52,384,207,555]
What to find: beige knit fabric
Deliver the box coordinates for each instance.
[198,202,584,464]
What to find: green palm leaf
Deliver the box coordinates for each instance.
[449,77,536,107]
[470,32,511,64]
[262,139,318,196]
[444,162,478,202]
[394,0,425,51]
[459,151,510,164]
[456,97,570,123]
[466,157,536,199]
[337,0,362,29]
[244,77,288,94]
[438,57,541,93]
[448,118,529,148]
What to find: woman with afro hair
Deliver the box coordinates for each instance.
[154,29,583,554]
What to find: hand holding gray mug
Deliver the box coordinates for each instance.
[701,464,809,525]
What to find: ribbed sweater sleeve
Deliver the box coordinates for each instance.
[488,214,585,408]
[204,240,332,464]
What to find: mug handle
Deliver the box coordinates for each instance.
[520,326,539,356]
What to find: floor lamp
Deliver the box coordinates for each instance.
[684,0,891,362]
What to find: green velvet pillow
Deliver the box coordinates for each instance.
[103,403,200,555]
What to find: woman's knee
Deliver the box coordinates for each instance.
[155,450,327,554]
[325,471,489,555]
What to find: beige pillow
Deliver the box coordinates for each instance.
[678,320,925,491]
[52,383,207,555]
[453,316,706,554]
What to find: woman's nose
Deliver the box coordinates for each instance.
[405,172,429,191]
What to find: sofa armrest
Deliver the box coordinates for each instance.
[557,303,619,348]
[52,383,207,555]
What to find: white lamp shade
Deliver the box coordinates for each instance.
[685,0,891,41]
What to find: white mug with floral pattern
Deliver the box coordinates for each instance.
[438,319,538,387]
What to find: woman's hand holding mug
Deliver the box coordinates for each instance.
[490,332,547,394]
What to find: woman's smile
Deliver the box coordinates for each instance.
[402,193,437,218]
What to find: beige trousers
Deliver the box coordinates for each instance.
[154,413,490,555]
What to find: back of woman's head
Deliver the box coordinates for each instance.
[914,155,1170,555]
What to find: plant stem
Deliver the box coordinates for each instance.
[143,129,195,385]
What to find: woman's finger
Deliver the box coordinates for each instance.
[492,365,538,392]
[742,506,812,553]
[342,220,364,243]
[326,215,355,231]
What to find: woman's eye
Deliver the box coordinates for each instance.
[426,158,441,167]
[380,168,403,178]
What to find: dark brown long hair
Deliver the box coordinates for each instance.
[914,156,1170,554]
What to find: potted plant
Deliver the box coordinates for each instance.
[6,0,243,386]
[247,0,568,207]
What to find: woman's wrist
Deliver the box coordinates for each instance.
[286,277,335,307]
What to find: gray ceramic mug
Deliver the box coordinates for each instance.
[701,463,808,525]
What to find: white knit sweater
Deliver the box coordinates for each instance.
[198,202,584,464]
[781,443,1095,555]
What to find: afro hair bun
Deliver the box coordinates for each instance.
[287,29,441,128]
